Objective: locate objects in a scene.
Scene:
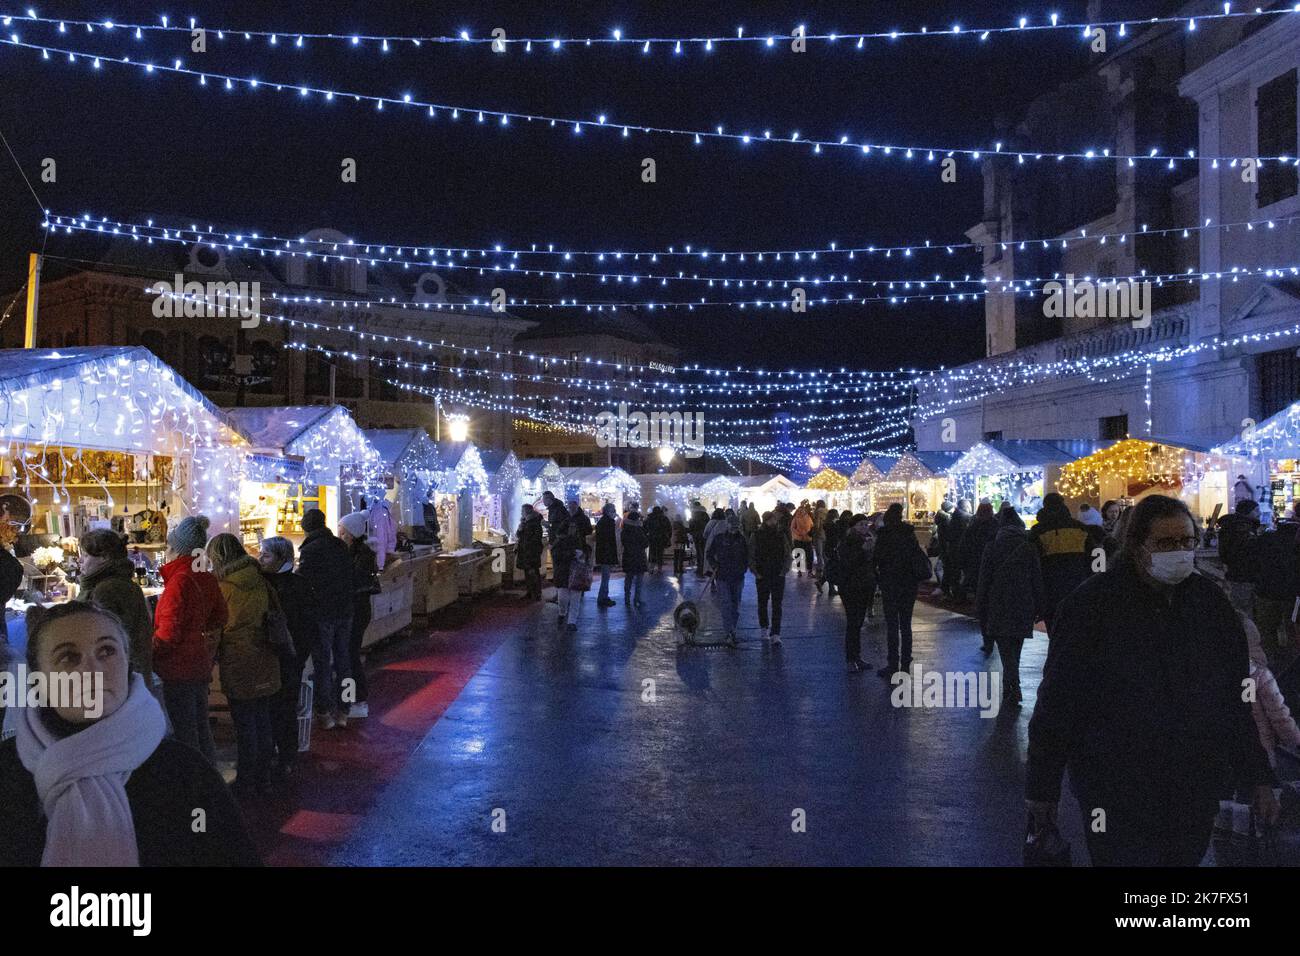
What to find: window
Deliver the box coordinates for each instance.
[1099,414,1129,440]
[983,430,1003,441]
[1259,348,1300,419]
[1258,70,1298,208]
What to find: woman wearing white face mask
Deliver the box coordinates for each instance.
[1025,494,1279,867]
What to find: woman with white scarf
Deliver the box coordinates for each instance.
[0,602,260,866]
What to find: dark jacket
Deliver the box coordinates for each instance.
[944,509,971,561]
[515,513,544,570]
[873,521,924,591]
[543,499,568,541]
[645,511,672,548]
[707,530,750,584]
[551,527,580,587]
[620,521,648,573]
[349,538,381,603]
[672,519,690,547]
[77,557,154,676]
[959,514,999,588]
[594,514,619,566]
[0,735,262,866]
[1254,521,1299,601]
[837,532,877,605]
[263,569,319,666]
[1026,562,1275,834]
[297,527,355,621]
[1216,512,1261,584]
[0,547,22,642]
[751,524,788,579]
[1029,509,1102,621]
[687,507,709,539]
[976,525,1043,639]
[569,509,594,553]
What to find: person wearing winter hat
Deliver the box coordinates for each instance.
[338,512,379,720]
[153,514,227,760]
[297,508,354,729]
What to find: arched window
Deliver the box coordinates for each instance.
[250,340,279,394]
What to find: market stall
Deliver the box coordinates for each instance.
[478,449,523,544]
[362,427,442,533]
[225,405,384,549]
[848,456,890,514]
[947,440,1103,522]
[804,467,853,512]
[562,465,641,517]
[877,450,961,522]
[732,473,800,514]
[519,457,564,506]
[1055,438,1227,520]
[435,440,492,550]
[1211,404,1300,522]
[0,346,246,633]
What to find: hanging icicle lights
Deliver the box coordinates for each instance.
[7,5,1295,55]
[3,35,1290,169]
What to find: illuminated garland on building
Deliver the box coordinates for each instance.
[807,467,850,491]
[1054,439,1192,499]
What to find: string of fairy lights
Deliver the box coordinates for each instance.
[5,34,1293,169]
[44,211,1300,296]
[6,5,1293,53]
[48,209,1300,263]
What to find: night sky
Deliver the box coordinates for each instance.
[0,0,1155,371]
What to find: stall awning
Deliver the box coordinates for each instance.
[948,440,1106,476]
[1215,402,1300,461]
[885,450,960,483]
[224,405,382,491]
[849,457,889,488]
[562,466,641,499]
[519,457,562,483]
[807,467,850,491]
[0,346,244,454]
[1056,438,1217,499]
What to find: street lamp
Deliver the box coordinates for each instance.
[657,446,674,467]
[808,454,822,471]
[447,414,470,443]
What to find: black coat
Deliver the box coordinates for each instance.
[837,533,877,604]
[1254,521,1300,601]
[751,525,788,579]
[515,513,544,569]
[543,499,568,541]
[645,511,672,547]
[945,510,971,561]
[873,522,924,592]
[975,525,1042,639]
[297,527,355,621]
[1216,512,1260,584]
[594,514,619,566]
[263,569,320,666]
[620,522,648,573]
[1026,563,1275,829]
[959,515,999,585]
[0,736,262,866]
[551,529,580,586]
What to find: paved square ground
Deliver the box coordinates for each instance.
[333,570,1081,865]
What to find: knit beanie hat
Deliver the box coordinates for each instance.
[301,508,326,533]
[338,511,369,539]
[167,515,210,555]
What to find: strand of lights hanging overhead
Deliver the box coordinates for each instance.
[279,339,916,441]
[144,285,924,398]
[53,212,1300,295]
[280,339,913,446]
[5,36,1280,167]
[52,209,1300,264]
[7,5,1292,53]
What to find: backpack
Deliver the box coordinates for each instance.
[910,543,933,584]
[261,579,296,657]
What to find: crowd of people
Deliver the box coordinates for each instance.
[0,504,387,865]
[0,478,1293,868]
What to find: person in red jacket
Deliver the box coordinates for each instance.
[152,515,227,761]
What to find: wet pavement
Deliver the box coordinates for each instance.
[334,571,1080,866]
